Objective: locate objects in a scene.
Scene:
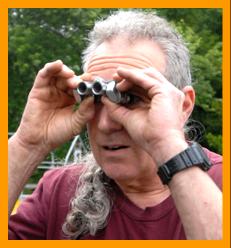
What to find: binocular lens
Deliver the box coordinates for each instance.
[92,82,104,95]
[77,81,92,96]
[78,82,87,94]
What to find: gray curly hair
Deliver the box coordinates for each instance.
[63,9,192,239]
[82,10,191,89]
[62,153,112,239]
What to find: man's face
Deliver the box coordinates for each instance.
[86,37,166,185]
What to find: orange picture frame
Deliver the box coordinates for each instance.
[0,0,230,247]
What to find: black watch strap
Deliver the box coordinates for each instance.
[157,142,212,184]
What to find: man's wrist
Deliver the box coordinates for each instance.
[157,142,212,185]
[9,133,49,165]
[150,135,188,167]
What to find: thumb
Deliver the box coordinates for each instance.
[71,97,95,135]
[101,96,131,128]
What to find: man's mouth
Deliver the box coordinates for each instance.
[103,145,129,151]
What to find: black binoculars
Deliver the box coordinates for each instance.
[73,77,133,104]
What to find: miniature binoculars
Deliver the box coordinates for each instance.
[73,77,133,104]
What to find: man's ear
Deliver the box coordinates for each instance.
[182,86,195,122]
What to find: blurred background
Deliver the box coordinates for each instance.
[8,8,222,199]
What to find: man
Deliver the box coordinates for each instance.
[8,10,222,240]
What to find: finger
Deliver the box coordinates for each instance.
[101,96,131,128]
[34,60,74,88]
[80,73,95,82]
[116,79,133,92]
[34,60,62,88]
[71,97,95,135]
[56,71,95,93]
[112,72,123,82]
[65,75,83,89]
[116,70,161,99]
[39,60,64,78]
[55,75,82,92]
[117,67,160,91]
[40,61,74,79]
[65,73,95,89]
[143,67,167,83]
[56,64,75,78]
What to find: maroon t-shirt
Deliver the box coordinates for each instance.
[8,148,222,240]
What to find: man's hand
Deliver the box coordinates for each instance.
[8,60,96,214]
[102,67,195,166]
[101,68,221,240]
[14,60,95,156]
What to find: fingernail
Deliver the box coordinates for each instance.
[56,59,63,64]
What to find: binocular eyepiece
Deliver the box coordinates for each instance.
[74,78,132,104]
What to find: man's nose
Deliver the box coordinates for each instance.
[97,105,123,133]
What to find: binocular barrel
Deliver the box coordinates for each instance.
[77,80,109,97]
[77,82,92,96]
[92,81,107,95]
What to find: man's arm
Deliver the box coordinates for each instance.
[8,60,95,216]
[169,166,222,240]
[8,136,47,215]
[154,141,222,240]
[102,66,222,239]
[150,138,222,240]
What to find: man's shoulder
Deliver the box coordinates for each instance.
[203,147,222,166]
[40,164,85,192]
[44,164,84,179]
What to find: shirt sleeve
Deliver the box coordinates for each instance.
[9,165,80,240]
[8,165,80,240]
[206,148,222,191]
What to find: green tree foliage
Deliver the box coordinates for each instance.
[8,8,222,156]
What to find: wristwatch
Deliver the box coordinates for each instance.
[157,142,212,184]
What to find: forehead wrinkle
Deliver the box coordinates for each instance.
[87,54,154,73]
[87,62,148,74]
[89,54,152,66]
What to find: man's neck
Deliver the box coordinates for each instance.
[125,187,170,209]
[116,175,170,209]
